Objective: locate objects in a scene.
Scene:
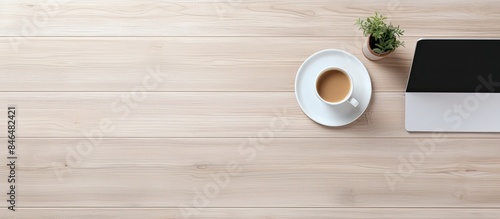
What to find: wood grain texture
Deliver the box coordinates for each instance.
[0,36,413,92]
[1,0,499,36]
[2,92,500,138]
[2,208,500,219]
[1,138,500,207]
[2,0,500,217]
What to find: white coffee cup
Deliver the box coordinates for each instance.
[315,67,359,108]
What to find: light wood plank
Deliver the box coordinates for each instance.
[1,0,500,216]
[2,208,500,219]
[0,36,413,92]
[1,0,499,37]
[1,138,500,207]
[2,92,500,138]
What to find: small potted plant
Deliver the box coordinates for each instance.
[355,13,404,61]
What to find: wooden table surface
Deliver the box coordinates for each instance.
[1,0,500,218]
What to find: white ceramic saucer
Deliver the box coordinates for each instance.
[295,49,372,126]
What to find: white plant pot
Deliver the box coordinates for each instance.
[362,36,392,61]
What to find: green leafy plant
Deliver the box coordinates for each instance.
[355,13,404,54]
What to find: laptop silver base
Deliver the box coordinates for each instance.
[405,93,500,132]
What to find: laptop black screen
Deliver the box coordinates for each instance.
[406,39,500,93]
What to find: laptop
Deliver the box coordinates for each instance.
[405,39,500,132]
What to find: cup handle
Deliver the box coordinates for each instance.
[348,97,359,108]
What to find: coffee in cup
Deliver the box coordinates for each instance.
[315,67,359,107]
